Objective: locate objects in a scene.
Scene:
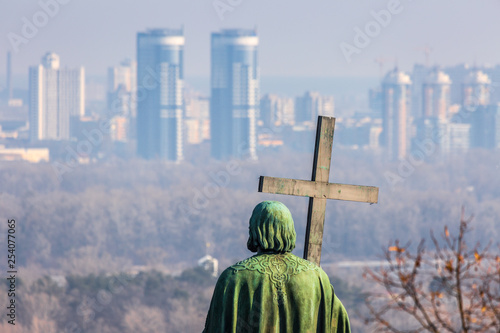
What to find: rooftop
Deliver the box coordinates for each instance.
[214,29,257,37]
[383,68,412,85]
[426,68,452,84]
[464,69,491,85]
[142,28,184,36]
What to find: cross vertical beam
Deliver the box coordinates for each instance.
[304,117,335,264]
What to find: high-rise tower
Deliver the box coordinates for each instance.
[381,68,412,160]
[136,28,184,161]
[107,59,137,142]
[462,69,491,110]
[29,52,85,141]
[422,68,452,120]
[108,59,136,116]
[210,29,259,160]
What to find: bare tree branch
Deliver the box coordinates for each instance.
[363,211,500,333]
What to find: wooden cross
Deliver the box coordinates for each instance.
[258,116,379,266]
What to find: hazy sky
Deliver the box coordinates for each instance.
[1,0,499,79]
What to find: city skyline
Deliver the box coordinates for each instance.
[0,46,498,184]
[4,25,500,164]
[1,1,500,80]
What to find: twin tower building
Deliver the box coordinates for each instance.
[136,28,259,161]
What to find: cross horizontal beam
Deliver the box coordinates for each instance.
[259,176,379,204]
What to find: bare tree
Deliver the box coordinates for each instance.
[363,209,500,333]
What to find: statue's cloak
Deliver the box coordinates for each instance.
[202,252,351,333]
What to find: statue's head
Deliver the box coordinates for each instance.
[247,201,296,253]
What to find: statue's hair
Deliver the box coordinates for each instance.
[247,201,296,253]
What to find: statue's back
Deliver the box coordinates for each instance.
[202,252,351,333]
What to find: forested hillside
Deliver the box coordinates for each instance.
[0,148,499,275]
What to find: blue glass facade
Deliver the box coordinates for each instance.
[136,29,184,161]
[210,29,259,160]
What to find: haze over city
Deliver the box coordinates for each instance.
[0,1,499,332]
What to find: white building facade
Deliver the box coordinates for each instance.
[382,68,412,161]
[29,53,85,141]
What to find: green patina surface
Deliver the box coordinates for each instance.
[203,201,351,332]
[203,252,351,333]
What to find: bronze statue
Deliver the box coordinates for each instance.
[203,201,351,332]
